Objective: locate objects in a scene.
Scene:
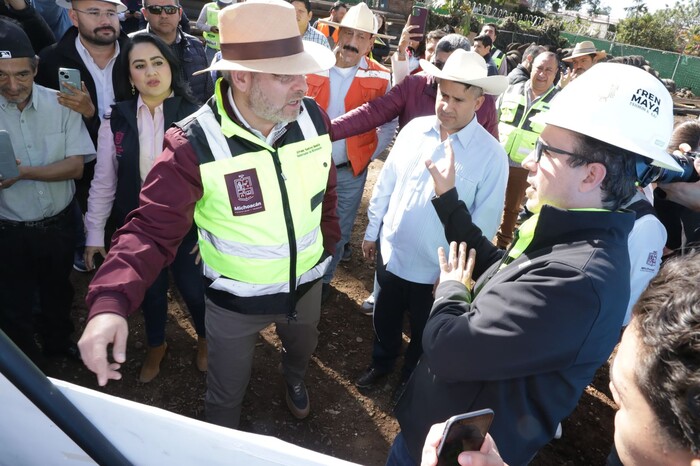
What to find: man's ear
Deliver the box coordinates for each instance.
[580,162,607,194]
[68,9,80,27]
[473,94,485,112]
[228,70,253,93]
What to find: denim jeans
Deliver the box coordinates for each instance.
[323,165,368,284]
[386,433,417,466]
[141,228,205,347]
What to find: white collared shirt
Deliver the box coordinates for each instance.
[365,115,508,284]
[75,36,120,120]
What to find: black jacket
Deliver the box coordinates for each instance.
[507,63,530,85]
[36,27,129,146]
[394,188,635,465]
[0,2,55,53]
[108,95,200,227]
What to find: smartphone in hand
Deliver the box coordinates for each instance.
[408,4,429,37]
[0,130,19,180]
[58,67,81,95]
[437,409,495,465]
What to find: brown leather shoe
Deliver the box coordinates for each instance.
[139,342,167,383]
[195,337,207,372]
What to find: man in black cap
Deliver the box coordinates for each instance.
[0,18,95,366]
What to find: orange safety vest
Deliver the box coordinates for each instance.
[316,22,340,47]
[306,59,391,176]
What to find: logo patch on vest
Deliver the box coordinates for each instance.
[226,169,265,216]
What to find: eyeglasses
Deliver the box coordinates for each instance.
[72,8,119,19]
[534,139,585,163]
[145,5,180,15]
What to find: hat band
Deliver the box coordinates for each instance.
[220,36,304,61]
[574,48,597,54]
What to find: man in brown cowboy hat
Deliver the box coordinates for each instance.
[78,0,341,429]
[306,1,397,302]
[560,40,606,88]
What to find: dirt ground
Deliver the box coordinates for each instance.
[44,155,621,466]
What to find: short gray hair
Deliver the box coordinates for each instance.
[435,34,471,54]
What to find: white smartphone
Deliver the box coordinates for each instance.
[0,130,20,180]
[436,408,495,465]
[58,67,81,95]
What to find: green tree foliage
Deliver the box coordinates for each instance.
[616,1,700,55]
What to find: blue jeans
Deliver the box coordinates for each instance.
[386,433,417,466]
[142,228,205,347]
[323,165,368,284]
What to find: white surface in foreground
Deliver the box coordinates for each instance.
[0,373,358,466]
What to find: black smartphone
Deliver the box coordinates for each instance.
[408,4,428,37]
[0,130,19,180]
[436,409,495,466]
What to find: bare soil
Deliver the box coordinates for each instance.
[46,156,619,466]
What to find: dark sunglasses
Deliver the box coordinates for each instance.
[534,139,585,163]
[146,5,179,15]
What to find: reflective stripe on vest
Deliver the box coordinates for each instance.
[498,85,557,163]
[191,93,332,297]
[202,5,220,50]
[492,48,504,69]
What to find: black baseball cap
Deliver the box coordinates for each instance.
[0,18,34,60]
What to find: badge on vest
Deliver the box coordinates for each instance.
[225,169,265,216]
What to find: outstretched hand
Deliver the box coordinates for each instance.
[425,139,456,196]
[437,241,476,290]
[78,313,129,386]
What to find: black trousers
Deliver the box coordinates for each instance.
[371,248,434,375]
[0,205,76,363]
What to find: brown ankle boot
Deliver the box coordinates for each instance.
[139,342,167,383]
[196,337,207,372]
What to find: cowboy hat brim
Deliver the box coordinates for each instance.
[193,40,336,76]
[316,19,395,40]
[419,59,509,96]
[56,0,128,12]
[562,50,606,62]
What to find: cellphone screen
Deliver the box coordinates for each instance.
[437,413,493,465]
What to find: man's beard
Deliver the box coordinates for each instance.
[80,26,118,46]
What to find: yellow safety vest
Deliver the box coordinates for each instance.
[186,83,332,297]
[202,4,221,50]
[498,84,558,163]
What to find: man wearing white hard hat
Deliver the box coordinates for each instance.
[78,0,341,429]
[355,50,508,395]
[306,1,397,302]
[389,63,683,465]
[559,40,606,88]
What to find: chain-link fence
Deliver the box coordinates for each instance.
[561,32,700,94]
[474,12,700,94]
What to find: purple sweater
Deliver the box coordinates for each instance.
[330,73,499,141]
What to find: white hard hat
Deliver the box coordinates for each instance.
[532,63,682,172]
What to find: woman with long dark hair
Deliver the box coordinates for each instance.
[84,33,205,383]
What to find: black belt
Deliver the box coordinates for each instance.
[0,202,73,229]
[335,162,351,169]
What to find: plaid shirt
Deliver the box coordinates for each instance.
[303,25,331,49]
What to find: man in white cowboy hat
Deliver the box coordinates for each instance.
[390,63,683,465]
[559,40,606,88]
[354,50,508,396]
[306,1,397,302]
[77,0,341,429]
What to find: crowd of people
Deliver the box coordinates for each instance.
[1,0,699,464]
